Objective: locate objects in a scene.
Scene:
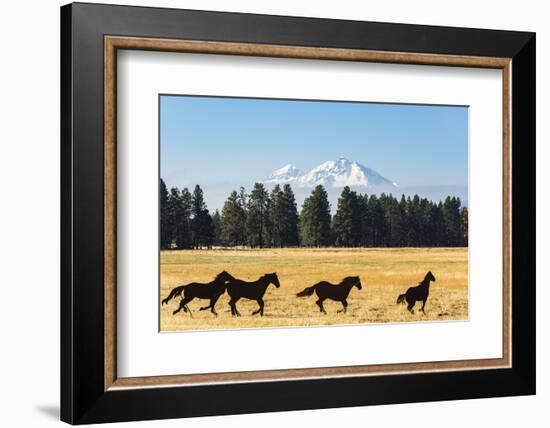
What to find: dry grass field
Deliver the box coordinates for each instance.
[160,247,468,332]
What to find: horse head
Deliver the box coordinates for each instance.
[343,276,361,290]
[217,270,234,283]
[265,272,280,288]
[425,271,436,283]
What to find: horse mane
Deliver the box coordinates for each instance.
[341,276,359,285]
[419,271,434,286]
[215,270,233,281]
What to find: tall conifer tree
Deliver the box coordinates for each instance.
[159,179,170,249]
[332,186,361,247]
[246,183,270,248]
[300,185,332,247]
[190,184,213,249]
[211,209,221,246]
[220,190,247,246]
[268,185,284,247]
[281,184,299,246]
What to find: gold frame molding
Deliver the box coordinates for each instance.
[104,36,512,391]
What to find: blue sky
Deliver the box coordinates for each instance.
[160,95,468,209]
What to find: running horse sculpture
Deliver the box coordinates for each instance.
[296,276,362,314]
[225,272,281,316]
[163,270,234,316]
[396,271,436,314]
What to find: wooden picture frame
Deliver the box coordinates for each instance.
[61,2,535,424]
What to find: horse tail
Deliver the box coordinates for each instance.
[296,285,317,297]
[396,294,406,305]
[162,285,185,305]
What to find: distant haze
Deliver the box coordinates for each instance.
[160,95,468,212]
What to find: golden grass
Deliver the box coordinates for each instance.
[160,247,468,332]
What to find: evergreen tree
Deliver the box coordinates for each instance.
[428,202,445,247]
[281,184,299,246]
[442,196,462,246]
[165,187,180,249]
[237,187,248,245]
[246,183,270,248]
[416,198,433,247]
[176,187,192,249]
[300,185,332,247]
[357,194,370,246]
[268,185,285,247]
[220,190,247,246]
[368,194,386,246]
[461,206,469,246]
[380,194,397,246]
[394,195,408,247]
[407,195,421,246]
[332,186,361,247]
[190,184,213,249]
[211,209,221,246]
[159,178,170,249]
[165,187,192,249]
[238,186,247,207]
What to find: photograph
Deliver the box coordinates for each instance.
[54,2,537,425]
[159,95,469,331]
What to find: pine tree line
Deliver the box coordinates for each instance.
[160,181,214,249]
[160,179,467,249]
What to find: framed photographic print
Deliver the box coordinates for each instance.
[61,2,535,424]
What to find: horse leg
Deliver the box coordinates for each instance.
[252,298,264,316]
[234,299,242,317]
[316,299,327,315]
[183,298,194,318]
[229,298,241,317]
[337,299,348,314]
[421,299,427,314]
[172,302,183,315]
[210,296,220,316]
[173,296,193,316]
[407,299,415,314]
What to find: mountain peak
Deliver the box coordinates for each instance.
[275,163,298,174]
[265,164,301,184]
[264,159,397,188]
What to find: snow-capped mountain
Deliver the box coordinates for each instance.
[264,164,301,184]
[265,157,397,189]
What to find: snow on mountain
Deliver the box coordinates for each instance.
[265,157,397,189]
[264,164,301,184]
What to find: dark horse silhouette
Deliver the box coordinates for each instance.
[163,270,233,316]
[296,276,362,314]
[226,272,280,316]
[396,271,436,314]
